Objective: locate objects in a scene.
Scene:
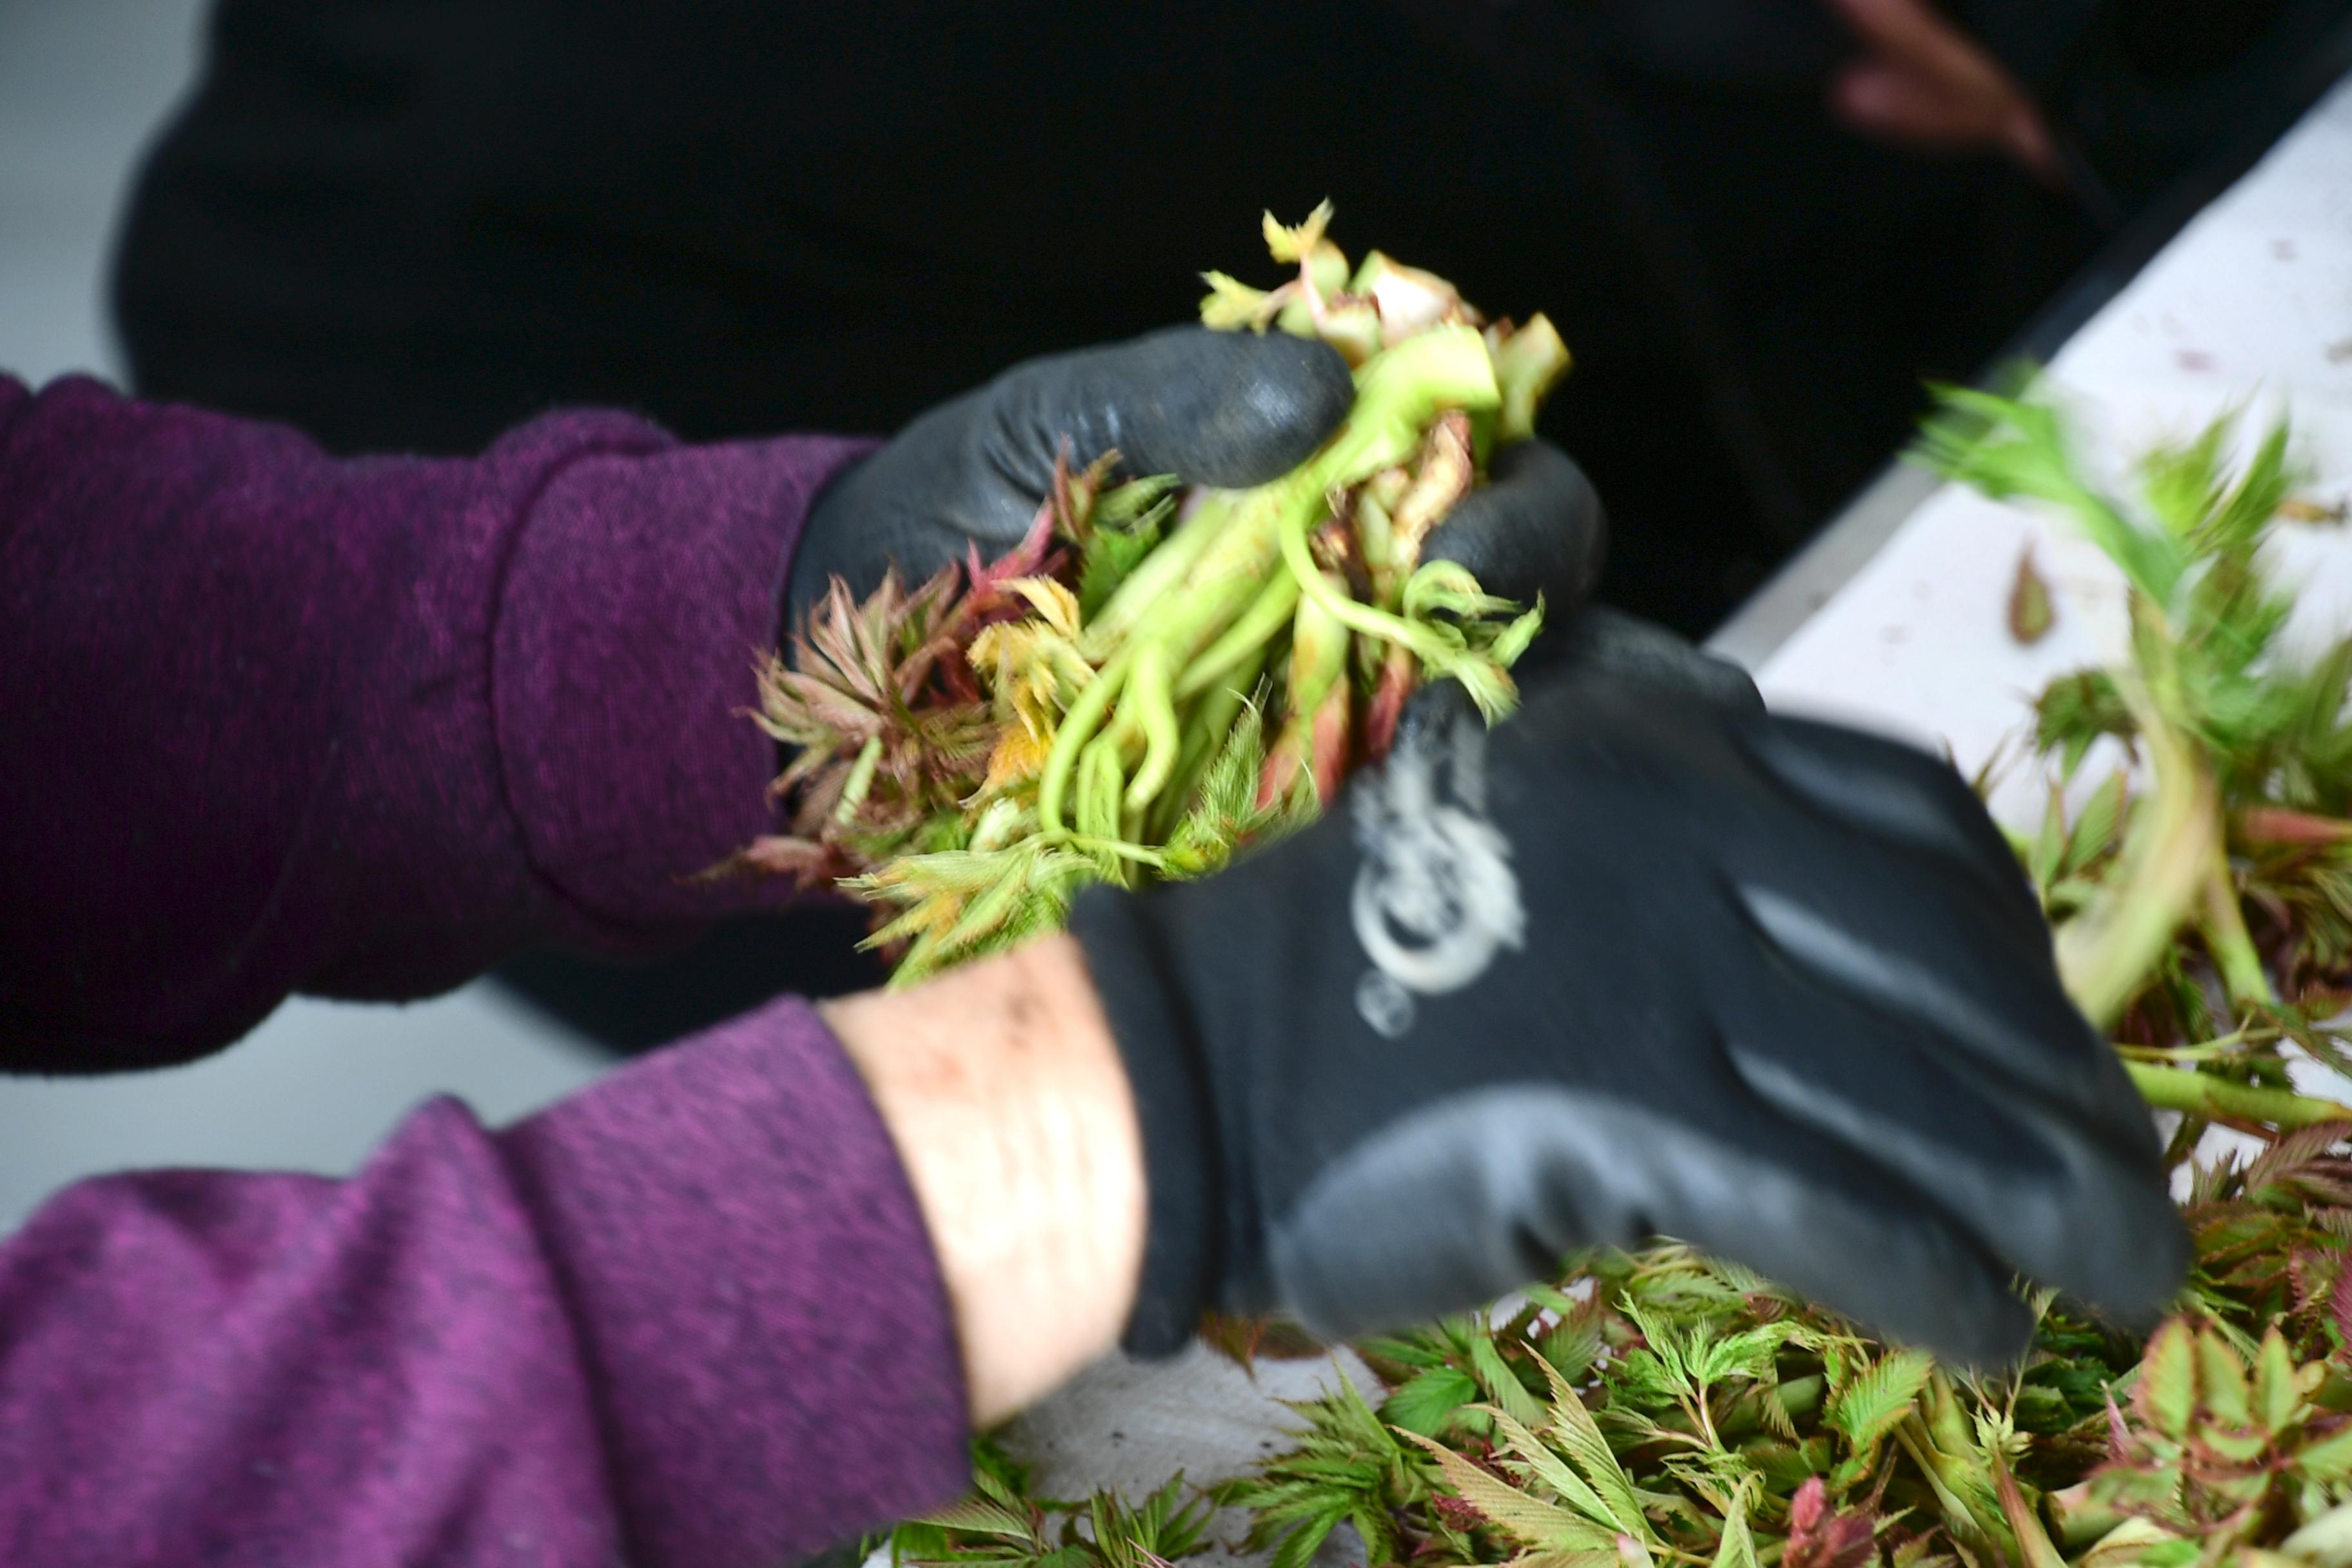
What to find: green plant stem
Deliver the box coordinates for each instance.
[2055,673,2218,1028]
[1277,511,1516,718]
[1082,491,1240,657]
[1042,327,1498,832]
[1261,582,1351,801]
[2123,1063,2352,1128]
[1053,832,1166,867]
[1121,643,1182,814]
[831,734,886,826]
[1038,642,1138,832]
[1075,734,1124,843]
[1151,652,1266,844]
[2200,846,2277,1008]
[2112,1031,2249,1064]
[1177,574,1299,700]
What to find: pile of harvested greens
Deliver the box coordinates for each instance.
[742,212,2352,1568]
[716,206,1562,984]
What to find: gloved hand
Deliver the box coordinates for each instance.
[786,326,1605,625]
[1068,636,2188,1364]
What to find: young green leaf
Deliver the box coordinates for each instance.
[1531,1352,1654,1542]
[2195,1328,2252,1427]
[2139,1320,2197,1440]
[2253,1327,2300,1435]
[1470,1325,1551,1432]
[1382,1367,1480,1436]
[1825,1349,1936,1456]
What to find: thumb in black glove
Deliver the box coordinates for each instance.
[786,325,1604,626]
[1068,644,2187,1365]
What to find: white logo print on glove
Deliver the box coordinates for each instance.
[1350,710,1526,1037]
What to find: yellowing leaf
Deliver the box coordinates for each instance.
[1200,271,1275,331]
[979,726,1051,796]
[1482,1406,1625,1538]
[2140,1320,2196,1440]
[1262,201,1335,264]
[2281,1496,2352,1562]
[1396,1429,1618,1553]
[2253,1327,2301,1435]
[2198,1329,2253,1427]
[1005,577,1084,640]
[2008,545,2055,645]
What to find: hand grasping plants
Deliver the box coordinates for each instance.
[736,212,1602,983]
[785,326,1604,628]
[1069,652,2188,1366]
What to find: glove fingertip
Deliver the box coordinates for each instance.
[1421,440,1607,610]
[1124,326,1354,489]
[1217,330,1357,482]
[1502,608,1762,713]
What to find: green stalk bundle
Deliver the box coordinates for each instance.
[715,205,1563,984]
[883,391,2352,1568]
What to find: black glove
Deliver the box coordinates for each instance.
[787,326,1604,625]
[1068,645,2187,1365]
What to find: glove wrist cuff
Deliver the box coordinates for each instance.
[1066,887,1223,1358]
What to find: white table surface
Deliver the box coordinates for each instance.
[1739,77,2352,792]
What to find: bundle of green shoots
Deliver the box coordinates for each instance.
[884,394,2352,1568]
[718,205,1563,984]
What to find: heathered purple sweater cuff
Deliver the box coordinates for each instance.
[499,996,973,1563]
[0,998,972,1567]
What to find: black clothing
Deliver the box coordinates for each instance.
[114,2,2340,634]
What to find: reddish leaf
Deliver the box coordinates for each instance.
[1429,1494,1485,1533]
[689,834,845,888]
[1784,1478,1875,1568]
[1199,1311,1325,1373]
[2242,808,2352,846]
[1362,643,1418,764]
[1308,682,1352,806]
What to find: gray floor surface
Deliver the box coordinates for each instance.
[1,0,604,1231]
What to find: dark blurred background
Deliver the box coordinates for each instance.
[23,0,2352,1058]
[0,0,606,1228]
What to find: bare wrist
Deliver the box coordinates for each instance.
[823,934,1146,1426]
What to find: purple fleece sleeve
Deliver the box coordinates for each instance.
[0,995,974,1566]
[0,371,873,1070]
[0,376,972,1559]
